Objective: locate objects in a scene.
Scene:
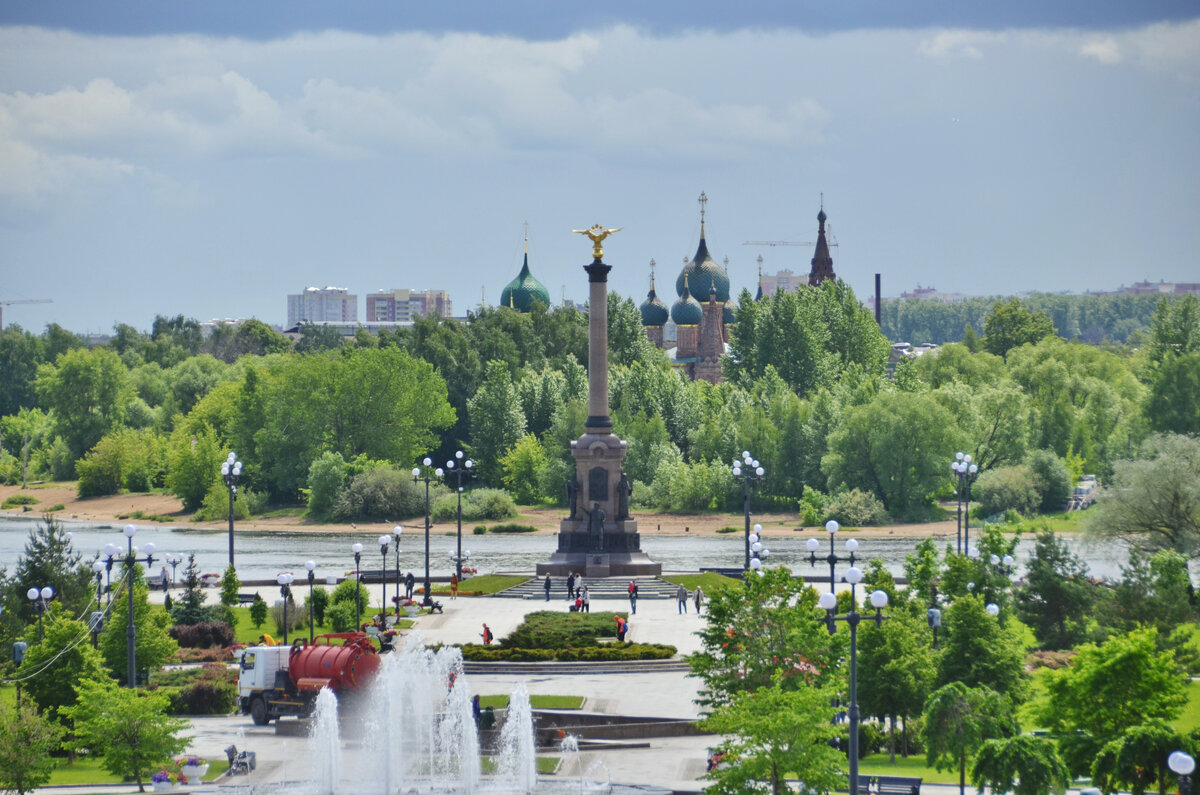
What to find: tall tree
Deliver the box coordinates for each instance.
[1014,530,1097,650]
[0,701,61,795]
[1148,294,1199,360]
[0,324,44,418]
[35,346,131,460]
[936,594,1027,701]
[63,678,188,793]
[1086,433,1200,561]
[1038,627,1188,776]
[2,515,95,627]
[983,299,1057,359]
[858,605,937,760]
[923,683,1017,795]
[99,564,178,686]
[1147,353,1200,435]
[468,360,527,485]
[972,735,1070,795]
[822,389,962,519]
[16,609,107,718]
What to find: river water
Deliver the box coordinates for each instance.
[0,515,1133,583]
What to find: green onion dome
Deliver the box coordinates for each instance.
[675,234,730,304]
[671,274,704,326]
[500,253,551,312]
[640,279,670,326]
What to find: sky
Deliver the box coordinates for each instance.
[1,2,1198,335]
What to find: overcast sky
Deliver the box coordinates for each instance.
[2,2,1198,334]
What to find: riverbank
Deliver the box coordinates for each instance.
[0,480,961,539]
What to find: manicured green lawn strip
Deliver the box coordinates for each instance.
[45,757,230,786]
[478,694,584,709]
[481,756,560,774]
[857,754,960,784]
[662,572,742,593]
[451,574,530,595]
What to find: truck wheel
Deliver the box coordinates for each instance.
[250,697,270,726]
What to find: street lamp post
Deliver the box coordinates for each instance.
[26,586,53,643]
[951,452,979,555]
[449,549,472,581]
[352,543,364,629]
[392,526,402,615]
[809,520,888,795]
[445,451,473,581]
[102,543,119,607]
[90,560,106,646]
[378,535,391,624]
[221,452,242,567]
[165,553,184,588]
[276,573,294,645]
[118,524,156,687]
[412,458,444,607]
[732,451,766,571]
[1169,751,1195,795]
[304,561,316,642]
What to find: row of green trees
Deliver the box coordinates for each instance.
[691,524,1200,794]
[1,289,1197,527]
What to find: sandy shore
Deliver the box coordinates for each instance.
[0,481,957,540]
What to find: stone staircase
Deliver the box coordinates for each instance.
[494,575,682,601]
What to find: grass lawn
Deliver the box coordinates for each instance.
[858,754,960,784]
[663,572,743,593]
[451,574,530,596]
[45,757,230,786]
[225,606,412,646]
[481,756,560,774]
[478,694,585,709]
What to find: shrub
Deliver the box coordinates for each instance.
[308,586,329,625]
[473,525,487,535]
[271,600,307,635]
[1026,448,1072,513]
[458,643,676,662]
[826,488,888,526]
[488,524,537,534]
[326,602,356,633]
[249,594,268,628]
[432,488,518,522]
[306,451,348,519]
[975,465,1040,516]
[45,504,65,512]
[168,621,234,649]
[172,680,237,715]
[331,578,368,613]
[333,467,428,521]
[1,493,39,508]
[799,486,827,526]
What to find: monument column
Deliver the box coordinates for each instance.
[537,225,661,578]
[585,256,613,431]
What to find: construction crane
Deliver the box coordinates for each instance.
[0,298,53,329]
[742,231,838,250]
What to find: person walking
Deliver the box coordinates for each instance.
[694,585,704,614]
[581,586,590,613]
[576,574,585,597]
[404,572,415,600]
[450,574,459,599]
[614,614,628,641]
[567,572,576,600]
[628,580,638,615]
[480,623,494,645]
[160,566,170,593]
[676,584,689,614]
[543,575,552,601]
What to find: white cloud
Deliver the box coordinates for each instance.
[918,30,999,59]
[1080,36,1121,64]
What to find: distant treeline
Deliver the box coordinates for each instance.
[879,292,1170,346]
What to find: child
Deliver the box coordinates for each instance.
[480,623,494,645]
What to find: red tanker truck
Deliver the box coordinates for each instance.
[238,633,381,724]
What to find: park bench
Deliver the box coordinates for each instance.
[872,776,922,795]
[237,593,258,606]
[224,745,256,776]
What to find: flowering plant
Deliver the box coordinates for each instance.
[462,567,478,576]
[180,757,203,766]
[151,770,173,783]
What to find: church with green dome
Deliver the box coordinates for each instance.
[500,231,551,312]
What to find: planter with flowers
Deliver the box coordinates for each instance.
[461,567,478,579]
[179,756,209,780]
[151,770,175,792]
[400,599,420,616]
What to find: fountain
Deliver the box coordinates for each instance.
[271,631,662,794]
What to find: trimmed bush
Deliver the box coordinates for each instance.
[1026,448,1072,513]
[308,586,329,625]
[168,621,234,649]
[826,488,888,526]
[488,524,537,534]
[458,643,676,662]
[326,602,356,633]
[331,578,368,613]
[332,467,429,521]
[1,493,39,508]
[432,488,518,522]
[975,464,1040,516]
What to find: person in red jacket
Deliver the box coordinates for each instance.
[480,623,494,645]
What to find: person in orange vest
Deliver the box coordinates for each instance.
[480,623,494,645]
[614,614,628,641]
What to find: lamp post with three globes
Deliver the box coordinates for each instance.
[732,451,766,571]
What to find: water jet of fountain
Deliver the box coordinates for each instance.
[308,687,342,795]
[495,681,536,791]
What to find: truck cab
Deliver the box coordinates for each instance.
[238,644,294,725]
